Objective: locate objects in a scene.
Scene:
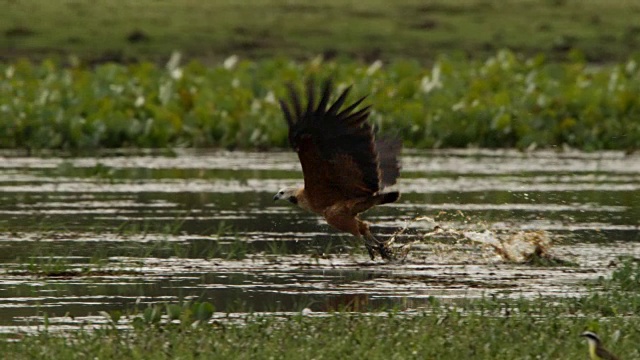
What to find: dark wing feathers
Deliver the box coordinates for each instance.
[326,86,350,115]
[375,137,402,187]
[305,81,315,114]
[338,95,367,118]
[316,80,332,114]
[287,84,303,120]
[280,78,401,206]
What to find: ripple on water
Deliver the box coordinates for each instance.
[0,150,638,332]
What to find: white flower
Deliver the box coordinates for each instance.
[224,55,239,70]
[170,68,183,80]
[264,91,277,104]
[625,59,637,74]
[166,51,181,72]
[366,60,383,76]
[166,51,182,79]
[451,101,465,111]
[5,66,14,79]
[420,64,442,93]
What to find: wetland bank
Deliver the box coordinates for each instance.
[0,149,639,358]
[3,0,640,355]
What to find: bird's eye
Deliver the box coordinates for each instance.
[279,191,284,195]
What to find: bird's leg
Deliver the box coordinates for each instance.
[363,239,377,260]
[363,231,394,261]
[360,229,380,260]
[360,233,379,260]
[357,220,394,261]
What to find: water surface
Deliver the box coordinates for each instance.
[0,149,638,333]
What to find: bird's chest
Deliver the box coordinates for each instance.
[295,195,317,214]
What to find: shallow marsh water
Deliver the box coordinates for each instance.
[0,149,638,333]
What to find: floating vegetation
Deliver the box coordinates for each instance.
[2,51,640,152]
[8,268,139,278]
[464,230,578,266]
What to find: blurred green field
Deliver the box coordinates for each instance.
[2,52,640,151]
[2,0,640,63]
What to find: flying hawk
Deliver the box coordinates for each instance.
[274,79,401,260]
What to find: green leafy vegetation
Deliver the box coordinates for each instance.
[0,298,636,358]
[2,51,640,151]
[606,257,640,292]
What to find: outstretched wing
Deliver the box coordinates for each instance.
[279,79,388,210]
[375,137,402,188]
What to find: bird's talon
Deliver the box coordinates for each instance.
[365,244,376,260]
[378,243,395,262]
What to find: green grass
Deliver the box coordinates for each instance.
[2,52,640,151]
[2,311,636,359]
[1,260,639,359]
[2,0,640,63]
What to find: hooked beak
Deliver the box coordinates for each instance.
[273,194,280,201]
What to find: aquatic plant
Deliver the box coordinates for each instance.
[1,51,640,152]
[3,295,639,359]
[609,257,640,291]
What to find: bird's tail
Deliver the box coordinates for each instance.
[351,191,400,215]
[378,191,400,205]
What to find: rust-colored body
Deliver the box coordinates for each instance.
[274,79,401,260]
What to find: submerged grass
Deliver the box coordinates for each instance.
[8,247,138,277]
[2,51,640,152]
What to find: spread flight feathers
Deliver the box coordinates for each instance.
[275,78,401,260]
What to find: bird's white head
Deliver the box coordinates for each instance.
[273,186,301,205]
[580,331,601,346]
